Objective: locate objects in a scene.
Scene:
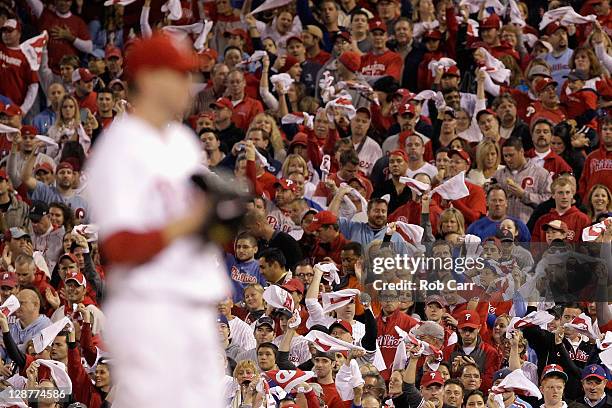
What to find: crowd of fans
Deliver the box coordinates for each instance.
[3,0,612,407]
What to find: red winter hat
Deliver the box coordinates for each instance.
[125,32,198,80]
[339,51,362,73]
[480,13,501,30]
[329,319,353,335]
[369,18,387,32]
[307,210,338,232]
[457,310,481,329]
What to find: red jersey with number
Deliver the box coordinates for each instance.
[0,44,38,105]
[37,9,90,74]
[360,50,403,81]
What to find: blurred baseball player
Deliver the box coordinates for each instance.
[86,33,231,408]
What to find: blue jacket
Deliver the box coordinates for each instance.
[466,216,531,244]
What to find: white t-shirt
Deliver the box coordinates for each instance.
[406,162,438,180]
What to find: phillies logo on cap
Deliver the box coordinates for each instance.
[591,366,598,373]
[2,273,8,280]
[465,313,471,320]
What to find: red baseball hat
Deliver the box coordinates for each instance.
[281,278,305,295]
[34,162,54,175]
[424,29,443,40]
[57,161,74,172]
[20,125,37,137]
[289,133,308,149]
[397,103,416,116]
[457,310,481,329]
[476,108,498,123]
[279,55,301,73]
[125,33,198,80]
[198,47,218,63]
[286,35,304,44]
[65,271,87,287]
[274,178,298,192]
[541,364,568,382]
[421,371,445,387]
[59,252,78,265]
[1,104,22,117]
[329,319,353,335]
[449,149,472,167]
[71,68,95,83]
[443,66,460,77]
[0,272,16,288]
[545,22,567,36]
[209,97,233,111]
[389,149,409,162]
[105,46,122,59]
[307,210,338,232]
[369,18,387,33]
[339,51,362,73]
[0,170,7,181]
[535,77,558,93]
[480,13,501,30]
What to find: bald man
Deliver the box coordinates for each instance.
[9,289,52,355]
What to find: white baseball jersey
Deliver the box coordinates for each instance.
[85,115,231,301]
[228,316,257,351]
[354,136,382,177]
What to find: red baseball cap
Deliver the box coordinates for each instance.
[339,51,362,73]
[279,55,301,73]
[307,210,338,232]
[0,170,8,181]
[369,18,387,33]
[59,252,78,265]
[457,310,481,329]
[424,29,443,40]
[476,108,497,123]
[541,364,568,382]
[72,68,95,83]
[65,271,87,287]
[443,66,460,77]
[1,104,22,117]
[289,133,308,148]
[449,149,472,167]
[281,278,305,295]
[480,13,501,30]
[105,46,122,59]
[34,162,54,175]
[397,103,416,116]
[535,77,558,94]
[329,319,353,335]
[389,149,409,162]
[20,125,37,137]
[545,22,567,36]
[57,161,74,172]
[286,35,304,45]
[209,97,233,111]
[198,47,218,63]
[421,371,445,387]
[0,272,16,288]
[125,33,198,80]
[274,178,298,192]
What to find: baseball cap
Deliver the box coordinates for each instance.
[8,227,29,240]
[449,149,472,167]
[545,22,567,36]
[71,68,95,83]
[1,19,21,31]
[476,108,497,123]
[209,97,233,110]
[286,35,303,44]
[421,371,445,387]
[329,319,353,335]
[443,66,460,77]
[255,316,275,330]
[57,161,74,172]
[565,69,589,81]
[424,29,443,40]
[493,368,513,383]
[482,236,502,250]
[65,271,87,287]
[217,314,229,327]
[425,295,448,308]
[535,78,558,94]
[105,46,122,59]
[528,64,552,80]
[108,78,127,90]
[304,25,323,40]
[356,106,371,118]
[581,364,609,381]
[338,51,361,73]
[0,104,22,117]
[0,170,7,181]
[314,350,336,360]
[541,364,568,382]
[0,272,16,288]
[34,162,54,175]
[20,125,37,138]
[289,133,308,149]
[29,201,49,222]
[397,103,416,116]
[414,321,445,341]
[480,13,501,30]
[274,178,298,192]
[496,229,514,242]
[332,30,352,43]
[307,210,338,232]
[59,253,78,265]
[542,220,569,233]
[369,18,387,33]
[125,33,198,80]
[457,310,481,329]
[279,55,301,73]
[198,47,218,63]
[281,278,305,295]
[389,149,409,162]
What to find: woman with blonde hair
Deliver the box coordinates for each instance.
[47,95,90,160]
[586,184,612,221]
[589,25,612,74]
[230,360,260,408]
[468,140,504,188]
[437,208,465,245]
[250,113,286,162]
[280,154,317,197]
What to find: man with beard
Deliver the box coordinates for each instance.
[532,177,590,243]
[579,116,612,197]
[372,150,412,213]
[95,88,115,130]
[525,119,572,177]
[543,24,573,92]
[493,94,531,149]
[303,25,330,65]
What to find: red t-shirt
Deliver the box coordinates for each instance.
[231,97,263,131]
[74,91,98,114]
[309,50,331,66]
[38,9,90,74]
[314,382,347,408]
[0,44,38,105]
[360,50,403,81]
[561,88,598,129]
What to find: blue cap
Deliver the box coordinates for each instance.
[217,314,229,327]
[582,364,609,381]
[493,368,513,382]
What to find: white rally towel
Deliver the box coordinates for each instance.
[264,369,316,393]
[262,285,295,313]
[335,359,365,400]
[399,176,431,197]
[252,0,293,14]
[320,154,332,181]
[565,313,599,340]
[33,317,72,354]
[322,289,361,314]
[20,31,48,71]
[0,295,19,317]
[162,23,204,42]
[598,331,612,350]
[507,0,526,27]
[237,50,268,67]
[282,112,315,129]
[326,96,357,120]
[316,262,340,285]
[491,368,542,399]
[104,0,137,5]
[506,310,555,338]
[600,347,612,372]
[305,330,365,352]
[270,73,294,94]
[460,0,505,15]
[194,20,214,51]
[35,134,59,149]
[162,0,182,20]
[413,90,441,103]
[413,20,440,39]
[319,71,336,103]
[582,217,612,242]
[394,221,425,244]
[431,171,469,200]
[33,251,51,280]
[0,124,19,134]
[393,326,443,371]
[37,360,73,394]
[478,47,511,84]
[73,224,100,242]
[539,6,597,30]
[428,58,457,78]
